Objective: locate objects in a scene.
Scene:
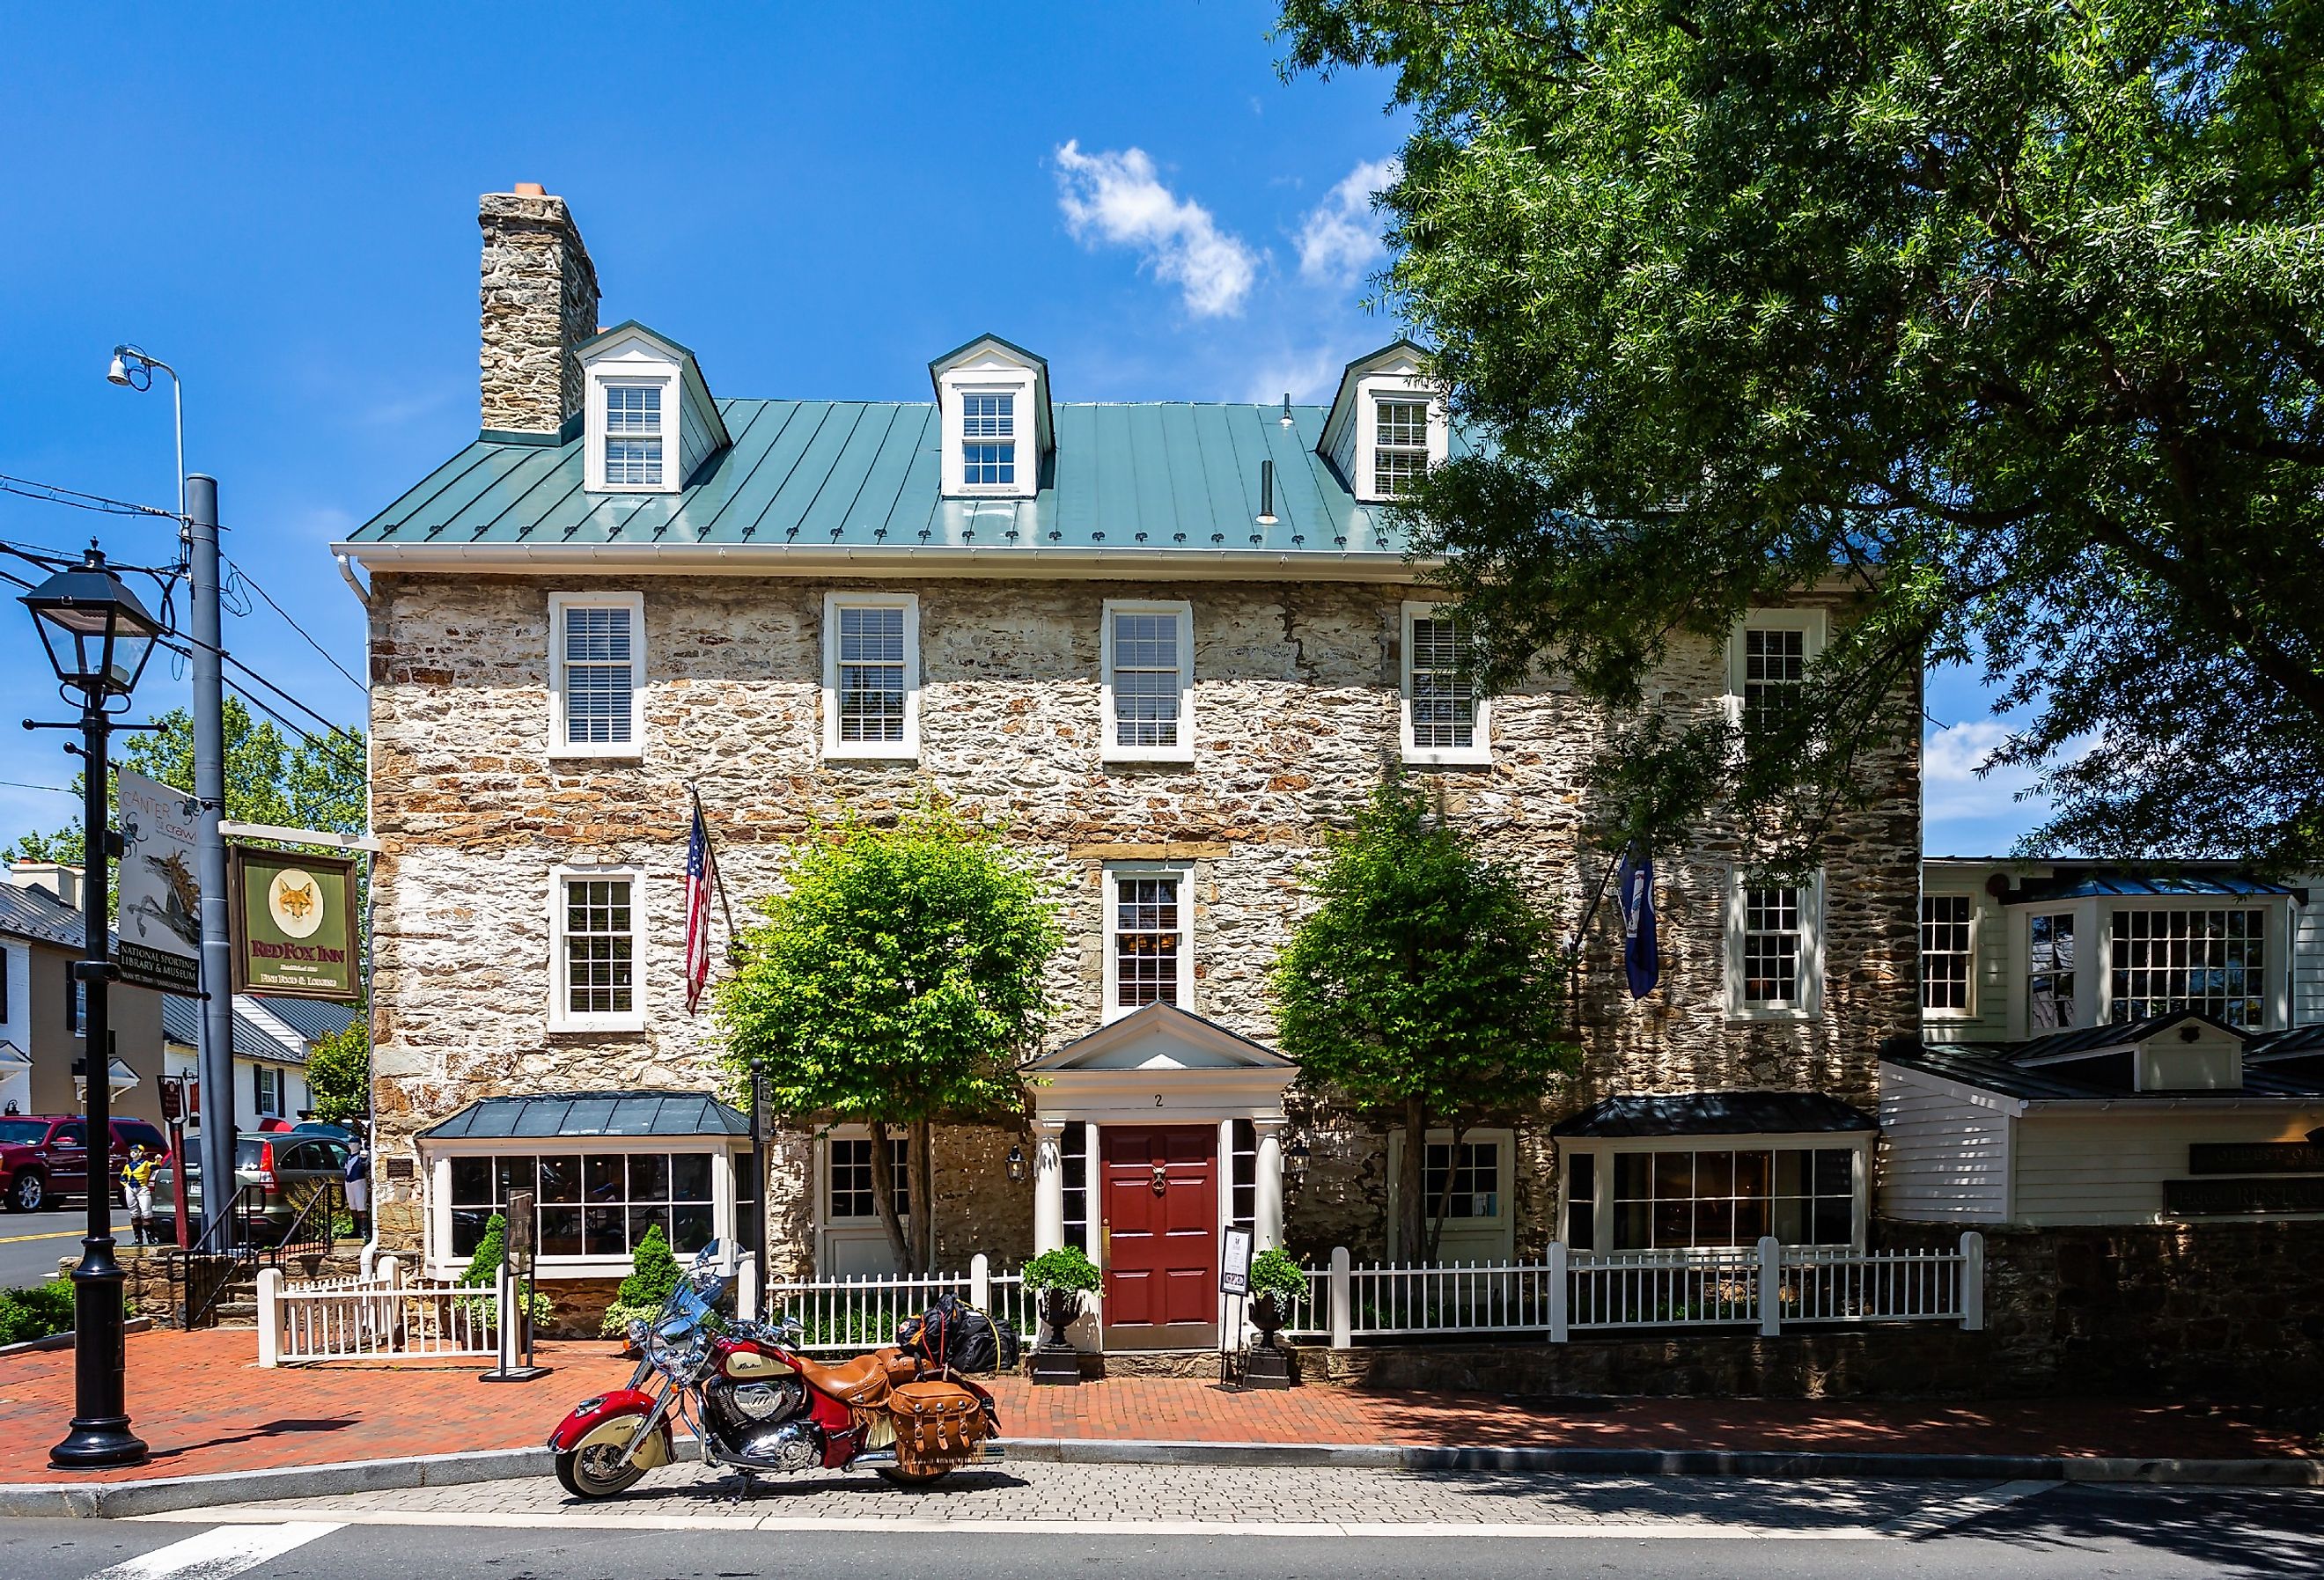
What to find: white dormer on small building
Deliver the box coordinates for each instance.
[578,321,731,493]
[1320,341,1448,504]
[930,334,1053,499]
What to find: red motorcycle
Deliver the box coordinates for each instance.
[547,1240,1001,1499]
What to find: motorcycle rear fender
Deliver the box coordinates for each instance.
[547,1389,665,1454]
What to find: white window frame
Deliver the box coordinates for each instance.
[1725,869,1825,1021]
[1101,863,1195,1023]
[820,592,921,761]
[1372,397,1432,499]
[1099,599,1195,765]
[939,364,1040,499]
[1347,375,1448,504]
[1555,1134,1871,1254]
[424,1140,739,1282]
[2024,906,2082,1033]
[1385,1127,1516,1260]
[255,1064,284,1119]
[547,591,645,761]
[1399,600,1491,766]
[548,864,647,1033]
[585,371,680,495]
[956,387,1020,494]
[1920,892,1979,1020]
[1724,607,1828,732]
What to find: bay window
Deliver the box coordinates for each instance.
[2109,907,2267,1029]
[446,1150,724,1261]
[2027,912,2077,1030]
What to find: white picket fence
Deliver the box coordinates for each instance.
[259,1256,502,1366]
[754,1234,1980,1354]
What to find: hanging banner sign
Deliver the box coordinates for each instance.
[114,769,202,995]
[229,844,360,1002]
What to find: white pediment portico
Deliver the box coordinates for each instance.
[1027,1001,1296,1121]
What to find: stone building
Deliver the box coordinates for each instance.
[337,187,1921,1345]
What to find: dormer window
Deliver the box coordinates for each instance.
[603,384,664,487]
[961,393,1017,487]
[1375,401,1430,496]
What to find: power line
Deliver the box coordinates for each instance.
[0,779,75,797]
[157,636,364,761]
[224,556,365,693]
[0,473,174,520]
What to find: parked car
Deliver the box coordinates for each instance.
[152,1132,350,1244]
[0,1115,169,1212]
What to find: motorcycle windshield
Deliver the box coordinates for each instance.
[655,1282,711,1341]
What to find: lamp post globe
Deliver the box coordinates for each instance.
[24,545,156,1469]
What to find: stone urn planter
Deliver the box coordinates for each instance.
[1248,1292,1288,1350]
[1030,1289,1085,1385]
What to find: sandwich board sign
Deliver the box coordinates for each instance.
[1219,1227,1253,1297]
[114,769,202,995]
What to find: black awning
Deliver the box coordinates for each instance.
[421,1090,748,1141]
[1551,1090,1876,1139]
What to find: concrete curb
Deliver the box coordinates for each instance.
[0,1319,155,1360]
[0,1437,2313,1517]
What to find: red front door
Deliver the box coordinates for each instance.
[1100,1126,1217,1349]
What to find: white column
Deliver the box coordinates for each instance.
[1032,1117,1067,1255]
[1253,1117,1287,1252]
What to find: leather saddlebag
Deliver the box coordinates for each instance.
[887,1379,987,1473]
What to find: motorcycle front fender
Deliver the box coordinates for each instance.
[547,1388,664,1453]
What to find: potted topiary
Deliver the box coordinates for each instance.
[1021,1246,1100,1385]
[1241,1247,1309,1389]
[599,1224,683,1347]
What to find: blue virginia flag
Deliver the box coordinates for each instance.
[1615,850,1658,999]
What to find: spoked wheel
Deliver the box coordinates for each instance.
[877,1464,953,1487]
[556,1438,648,1499]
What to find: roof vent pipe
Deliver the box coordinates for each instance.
[1280,393,1294,427]
[1256,459,1278,525]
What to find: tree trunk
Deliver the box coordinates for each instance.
[1423,1123,1467,1265]
[868,1118,916,1275]
[909,1117,936,1272]
[1398,1097,1427,1266]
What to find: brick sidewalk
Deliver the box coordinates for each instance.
[0,1328,2311,1485]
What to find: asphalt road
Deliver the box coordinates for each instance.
[0,1482,2317,1580]
[0,1210,93,1290]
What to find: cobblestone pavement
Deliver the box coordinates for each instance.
[174,1462,2043,1537]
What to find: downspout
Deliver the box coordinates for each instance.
[339,552,382,1274]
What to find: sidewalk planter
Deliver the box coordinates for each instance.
[1022,1246,1101,1387]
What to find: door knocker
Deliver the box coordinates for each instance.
[1151,1163,1169,1196]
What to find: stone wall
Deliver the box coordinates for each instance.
[478,189,599,434]
[365,570,1920,1275]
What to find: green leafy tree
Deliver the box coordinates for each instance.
[718,804,1062,1274]
[305,1020,370,1127]
[1271,779,1573,1263]
[1280,0,2324,868]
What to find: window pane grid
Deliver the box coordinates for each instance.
[828,1136,910,1220]
[1742,886,1802,1005]
[1742,628,1805,737]
[1409,614,1476,749]
[564,878,634,1017]
[1423,1141,1499,1219]
[1609,1147,1852,1249]
[961,393,1014,437]
[2029,913,2078,1029]
[1114,875,1182,1008]
[835,605,908,743]
[449,1150,716,1260]
[2110,908,2267,1029]
[1921,894,1972,1011]
[962,442,1016,485]
[562,606,634,745]
[1110,613,1183,747]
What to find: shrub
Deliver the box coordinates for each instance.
[0,1280,87,1346]
[600,1224,684,1339]
[1022,1246,1100,1295]
[455,1213,553,1328]
[1247,1247,1309,1305]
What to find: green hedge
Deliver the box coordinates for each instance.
[0,1280,85,1346]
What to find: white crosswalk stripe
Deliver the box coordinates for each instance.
[85,1522,342,1580]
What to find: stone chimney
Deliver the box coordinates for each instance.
[478,184,601,436]
[10,861,82,910]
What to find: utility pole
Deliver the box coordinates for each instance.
[187,474,236,1241]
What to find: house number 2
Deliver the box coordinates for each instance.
[1154,1094,1164,1106]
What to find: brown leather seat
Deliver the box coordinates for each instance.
[791,1351,895,1407]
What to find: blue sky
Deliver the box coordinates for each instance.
[0,3,2036,856]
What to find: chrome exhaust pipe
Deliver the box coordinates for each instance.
[853,1443,1006,1468]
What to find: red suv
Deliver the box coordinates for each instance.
[0,1115,168,1212]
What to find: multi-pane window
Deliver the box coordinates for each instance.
[2028,913,2077,1030]
[562,878,635,1019]
[1423,1140,1501,1220]
[1060,1124,1088,1251]
[255,1065,283,1118]
[1741,628,1806,739]
[961,392,1016,486]
[1229,1120,1257,1239]
[2110,908,2267,1029]
[827,1136,910,1221]
[1565,1153,1597,1250]
[835,606,908,744]
[1609,1147,1854,1250]
[1922,894,1974,1012]
[448,1151,716,1260]
[1741,886,1803,1006]
[1408,613,1479,753]
[1374,399,1429,496]
[1112,873,1184,1010]
[603,385,663,486]
[1107,608,1187,751]
[560,603,636,747]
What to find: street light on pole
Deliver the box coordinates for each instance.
[22,546,162,1469]
[107,348,235,1252]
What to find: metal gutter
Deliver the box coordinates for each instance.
[334,540,1434,583]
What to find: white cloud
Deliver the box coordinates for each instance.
[1054,141,1258,319]
[1242,345,1347,405]
[1297,158,1400,289]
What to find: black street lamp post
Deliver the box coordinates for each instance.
[23,546,162,1470]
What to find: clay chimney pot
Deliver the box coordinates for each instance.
[513,181,548,196]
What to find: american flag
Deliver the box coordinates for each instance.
[683,798,717,1015]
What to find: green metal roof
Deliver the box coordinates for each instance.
[346,399,1438,561]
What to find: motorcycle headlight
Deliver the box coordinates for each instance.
[626,1319,651,1349]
